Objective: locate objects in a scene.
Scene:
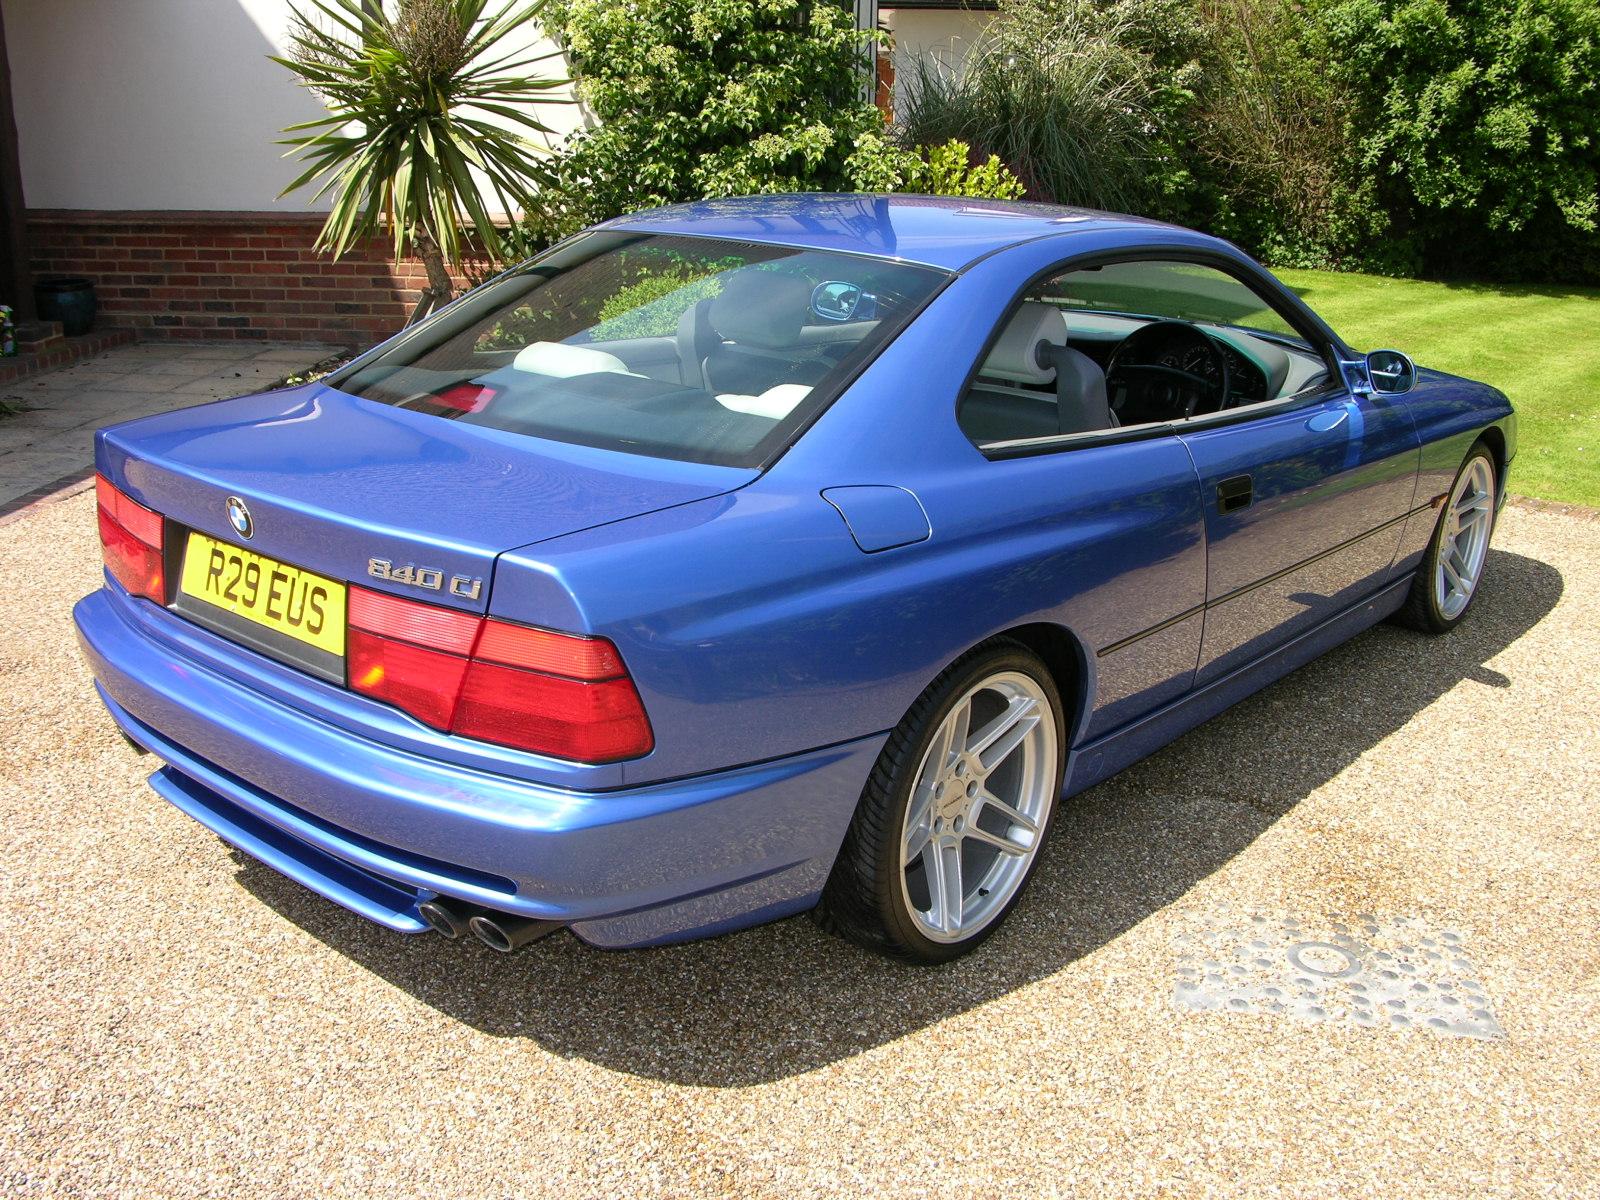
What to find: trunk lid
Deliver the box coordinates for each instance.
[98,383,755,616]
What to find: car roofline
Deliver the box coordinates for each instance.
[597,193,1199,273]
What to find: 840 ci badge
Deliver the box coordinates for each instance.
[367,557,482,600]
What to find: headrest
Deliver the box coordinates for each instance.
[512,341,630,377]
[709,271,812,349]
[713,383,812,420]
[981,302,1069,385]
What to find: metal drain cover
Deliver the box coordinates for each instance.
[1173,914,1504,1039]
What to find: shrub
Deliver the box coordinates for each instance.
[895,4,1155,212]
[1189,0,1400,271]
[848,136,1027,199]
[1321,0,1600,280]
[509,0,1600,285]
[1008,0,1214,219]
[540,0,887,236]
[894,0,1464,275]
[909,140,1026,199]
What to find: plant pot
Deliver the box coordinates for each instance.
[35,276,97,336]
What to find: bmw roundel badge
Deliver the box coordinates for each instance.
[225,495,254,540]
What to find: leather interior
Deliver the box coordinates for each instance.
[981,302,1068,384]
[679,272,831,397]
[962,302,1116,442]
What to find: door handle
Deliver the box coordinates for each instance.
[1217,474,1253,514]
[1307,407,1349,432]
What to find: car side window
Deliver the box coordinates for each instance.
[957,258,1334,451]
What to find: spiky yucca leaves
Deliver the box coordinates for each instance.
[275,0,567,308]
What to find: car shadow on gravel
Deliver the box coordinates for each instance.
[234,547,1562,1087]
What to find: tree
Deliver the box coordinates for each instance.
[275,0,566,317]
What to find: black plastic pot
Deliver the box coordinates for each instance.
[35,276,97,336]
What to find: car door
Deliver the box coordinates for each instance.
[1179,373,1419,685]
[947,297,1209,743]
[1016,253,1420,690]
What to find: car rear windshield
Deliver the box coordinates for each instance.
[328,232,949,468]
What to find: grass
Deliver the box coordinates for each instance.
[1275,269,1600,507]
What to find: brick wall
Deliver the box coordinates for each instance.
[26,210,473,345]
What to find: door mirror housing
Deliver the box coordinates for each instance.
[1365,349,1416,395]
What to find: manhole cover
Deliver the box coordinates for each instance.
[1173,914,1504,1039]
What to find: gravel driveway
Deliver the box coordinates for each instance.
[3,493,1596,1198]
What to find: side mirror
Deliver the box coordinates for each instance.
[1365,348,1416,395]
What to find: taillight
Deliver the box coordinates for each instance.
[95,474,164,601]
[348,632,472,729]
[346,585,653,763]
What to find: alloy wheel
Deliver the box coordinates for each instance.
[897,671,1058,943]
[1433,456,1495,620]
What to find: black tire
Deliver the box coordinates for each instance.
[814,640,1067,963]
[1396,442,1499,634]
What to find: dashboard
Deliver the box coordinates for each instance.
[1163,338,1268,407]
[1061,310,1329,409]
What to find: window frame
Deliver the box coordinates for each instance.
[958,246,1356,462]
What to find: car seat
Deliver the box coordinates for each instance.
[959,302,1115,443]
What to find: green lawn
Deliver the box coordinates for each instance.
[1275,269,1600,507]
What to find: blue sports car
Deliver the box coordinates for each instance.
[76,195,1515,961]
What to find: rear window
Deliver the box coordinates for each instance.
[330,232,948,468]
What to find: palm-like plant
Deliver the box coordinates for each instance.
[275,0,566,318]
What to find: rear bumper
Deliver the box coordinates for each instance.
[75,586,880,948]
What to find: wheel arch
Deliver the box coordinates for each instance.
[989,620,1094,748]
[1474,424,1508,488]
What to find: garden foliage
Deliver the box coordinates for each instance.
[535,0,888,239]
[457,0,1599,283]
[893,0,1600,282]
[1323,0,1600,281]
[847,136,1027,199]
[512,0,1026,249]
[275,0,568,305]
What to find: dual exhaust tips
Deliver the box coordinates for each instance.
[418,898,560,953]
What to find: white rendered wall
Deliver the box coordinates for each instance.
[883,7,996,103]
[2,0,580,212]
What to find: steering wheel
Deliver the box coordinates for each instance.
[1105,321,1230,424]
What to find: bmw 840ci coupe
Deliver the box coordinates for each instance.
[76,194,1515,962]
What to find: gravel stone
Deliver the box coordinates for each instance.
[2,496,1596,1197]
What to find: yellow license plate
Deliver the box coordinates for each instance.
[180,532,346,657]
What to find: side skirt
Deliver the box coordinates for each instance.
[1064,573,1413,798]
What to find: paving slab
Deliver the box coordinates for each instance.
[0,498,1595,1198]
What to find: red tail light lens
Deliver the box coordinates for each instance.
[349,586,479,654]
[346,585,653,763]
[95,474,164,602]
[348,630,473,729]
[454,662,653,763]
[473,619,625,678]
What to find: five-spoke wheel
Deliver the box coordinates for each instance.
[1398,441,1499,633]
[1434,454,1496,620]
[899,672,1055,943]
[817,642,1064,962]
[820,446,1501,962]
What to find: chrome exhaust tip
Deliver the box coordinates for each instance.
[467,912,562,953]
[418,899,472,940]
